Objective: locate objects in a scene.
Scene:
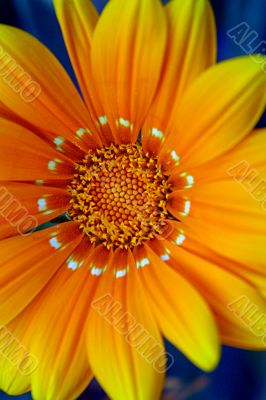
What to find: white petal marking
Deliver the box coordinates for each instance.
[115,268,127,278]
[136,257,150,268]
[38,198,47,212]
[49,237,61,250]
[186,175,195,186]
[174,233,186,246]
[151,128,164,141]
[99,116,107,126]
[171,150,180,162]
[54,136,65,152]
[119,118,130,128]
[91,267,104,276]
[67,256,84,271]
[182,200,191,216]
[48,160,56,171]
[76,128,85,138]
[160,253,170,261]
[68,260,78,270]
[48,158,61,172]
[116,117,133,131]
[179,172,195,188]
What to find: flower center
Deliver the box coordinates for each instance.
[68,142,172,249]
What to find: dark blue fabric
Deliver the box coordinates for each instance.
[0,1,265,399]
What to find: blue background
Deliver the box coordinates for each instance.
[0,0,265,399]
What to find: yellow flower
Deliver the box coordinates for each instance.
[0,0,265,399]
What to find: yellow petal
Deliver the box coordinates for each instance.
[87,248,165,400]
[91,0,167,144]
[150,237,266,349]
[134,243,220,371]
[142,0,216,155]
[0,306,37,395]
[161,56,266,172]
[188,128,266,182]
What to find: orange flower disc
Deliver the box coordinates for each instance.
[68,142,172,249]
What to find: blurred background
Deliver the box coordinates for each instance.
[0,0,265,399]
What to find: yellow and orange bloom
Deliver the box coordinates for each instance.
[0,0,266,399]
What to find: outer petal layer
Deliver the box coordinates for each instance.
[151,238,266,349]
[161,56,266,172]
[0,222,83,326]
[91,0,167,144]
[87,249,165,400]
[53,0,98,106]
[0,118,73,181]
[0,303,39,395]
[0,25,101,150]
[53,0,114,145]
[143,0,216,154]
[30,238,95,400]
[175,129,266,269]
[134,244,220,371]
[0,182,70,240]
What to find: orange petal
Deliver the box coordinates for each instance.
[160,56,266,172]
[167,191,193,222]
[0,182,70,240]
[87,248,165,400]
[0,237,94,398]
[0,118,74,181]
[53,0,98,107]
[0,25,102,150]
[0,222,83,326]
[91,0,167,144]
[0,102,87,162]
[183,182,266,267]
[37,130,87,162]
[177,129,266,270]
[150,237,266,349]
[187,128,266,183]
[53,0,114,145]
[166,219,266,292]
[187,235,266,300]
[134,243,220,371]
[30,238,95,400]
[142,0,216,155]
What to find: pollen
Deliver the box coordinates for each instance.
[68,142,172,249]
